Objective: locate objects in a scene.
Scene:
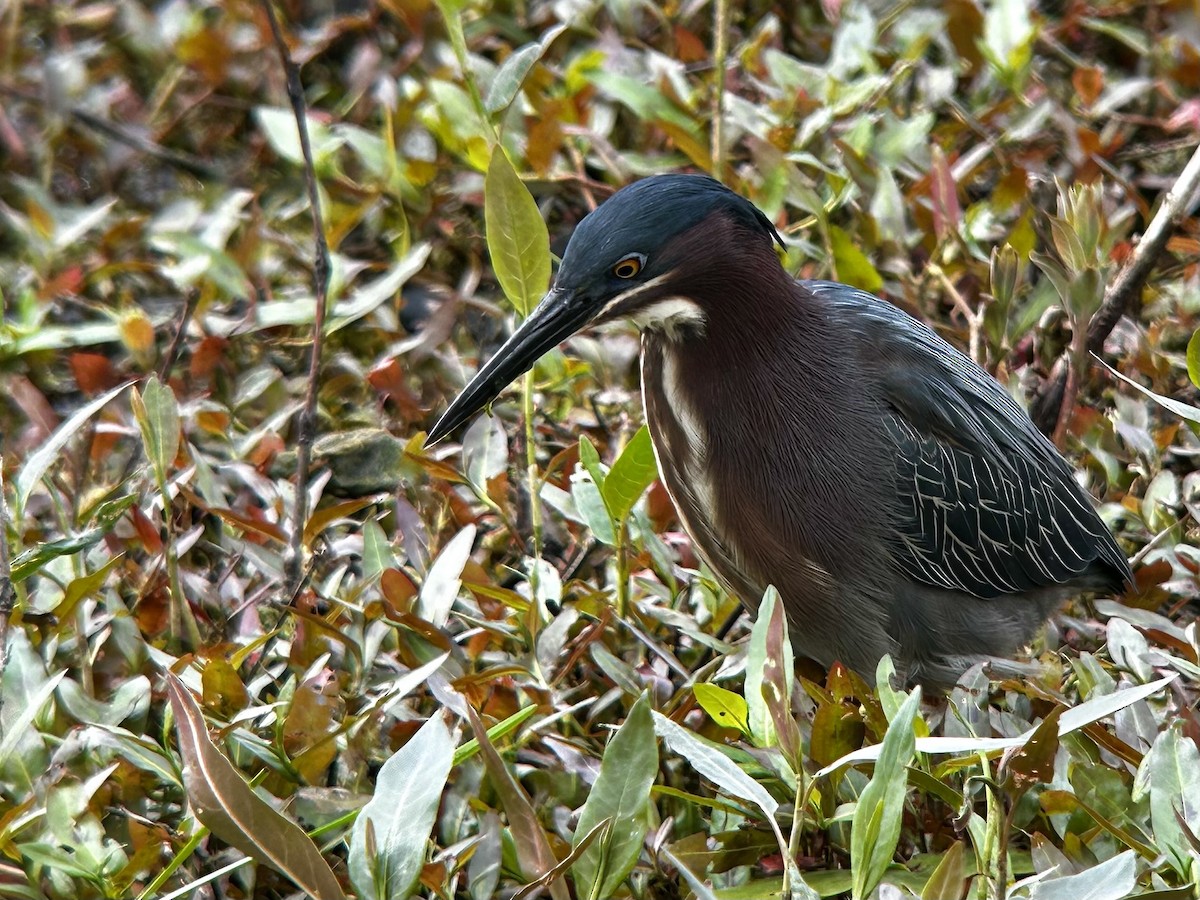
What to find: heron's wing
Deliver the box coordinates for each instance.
[802,281,1129,599]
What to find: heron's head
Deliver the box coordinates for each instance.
[426,174,782,443]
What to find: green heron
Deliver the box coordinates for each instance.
[428,174,1131,686]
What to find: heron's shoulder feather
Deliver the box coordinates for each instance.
[798,279,1131,598]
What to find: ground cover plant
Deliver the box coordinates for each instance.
[1,0,1200,897]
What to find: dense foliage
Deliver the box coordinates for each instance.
[1,0,1199,898]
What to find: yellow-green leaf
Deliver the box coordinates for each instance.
[484,148,550,316]
[1187,328,1200,390]
[830,225,883,293]
[693,683,750,736]
[602,426,658,526]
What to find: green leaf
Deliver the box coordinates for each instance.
[362,520,395,581]
[418,525,476,628]
[850,688,921,900]
[484,25,567,115]
[573,437,616,546]
[348,713,454,900]
[744,587,779,748]
[920,842,967,900]
[484,148,550,316]
[14,381,131,519]
[1026,849,1136,900]
[465,706,569,900]
[1135,724,1200,877]
[572,694,659,899]
[1097,356,1200,425]
[652,712,778,820]
[602,426,658,526]
[693,684,751,736]
[829,226,883,293]
[132,375,182,486]
[579,435,606,489]
[1187,328,1200,390]
[980,0,1034,76]
[463,415,509,488]
[453,704,538,766]
[11,526,122,584]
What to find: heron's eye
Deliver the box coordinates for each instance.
[612,256,643,279]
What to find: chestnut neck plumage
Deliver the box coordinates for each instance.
[636,215,902,669]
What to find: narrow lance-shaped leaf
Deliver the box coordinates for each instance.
[651,712,778,820]
[348,713,455,900]
[485,147,550,317]
[572,693,659,899]
[14,381,131,520]
[465,705,570,900]
[850,687,921,900]
[165,673,347,900]
[1187,327,1200,390]
[761,588,803,769]
[483,25,567,115]
[744,587,777,748]
[417,524,476,628]
[572,437,616,546]
[818,674,1177,776]
[132,375,182,486]
[1026,848,1136,900]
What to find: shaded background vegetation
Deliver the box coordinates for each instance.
[1,0,1199,897]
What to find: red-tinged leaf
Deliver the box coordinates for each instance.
[209,507,288,544]
[70,352,119,394]
[672,25,707,62]
[165,674,348,900]
[303,497,376,546]
[1001,706,1062,797]
[930,146,960,239]
[762,595,803,769]
[381,568,418,613]
[1166,98,1200,133]
[131,505,165,555]
[920,841,967,900]
[1072,65,1104,106]
[190,335,229,380]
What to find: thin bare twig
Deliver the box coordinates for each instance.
[0,463,14,702]
[711,0,729,180]
[0,83,224,180]
[1032,140,1200,433]
[260,0,332,599]
[157,289,201,381]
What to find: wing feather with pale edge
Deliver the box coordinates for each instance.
[801,281,1130,599]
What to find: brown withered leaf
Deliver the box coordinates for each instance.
[1001,706,1062,798]
[165,673,348,900]
[465,704,569,900]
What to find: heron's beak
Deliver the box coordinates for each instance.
[426,287,593,444]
